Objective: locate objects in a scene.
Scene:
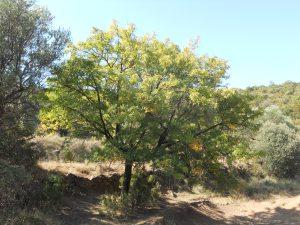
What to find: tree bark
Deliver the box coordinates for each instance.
[123,160,133,194]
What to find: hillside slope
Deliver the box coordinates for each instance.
[245,81,300,125]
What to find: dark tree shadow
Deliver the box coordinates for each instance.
[33,166,300,225]
[52,193,300,225]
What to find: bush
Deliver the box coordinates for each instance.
[43,174,65,202]
[100,171,161,217]
[0,160,65,224]
[254,121,300,178]
[0,133,41,167]
[0,160,32,213]
[99,194,133,218]
[199,164,239,194]
[126,171,161,207]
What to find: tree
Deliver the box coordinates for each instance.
[48,23,255,193]
[37,91,72,136]
[0,0,69,164]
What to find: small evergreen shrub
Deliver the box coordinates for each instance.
[254,107,300,178]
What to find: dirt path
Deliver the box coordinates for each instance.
[54,191,300,225]
[38,162,299,224]
[219,194,300,224]
[164,192,300,225]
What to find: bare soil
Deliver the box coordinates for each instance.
[39,161,300,225]
[53,191,299,225]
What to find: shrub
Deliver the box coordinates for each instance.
[0,160,32,212]
[254,121,300,178]
[126,171,161,207]
[100,171,161,217]
[99,194,133,218]
[0,133,41,167]
[43,174,65,202]
[0,160,66,224]
[199,164,239,194]
[259,105,294,127]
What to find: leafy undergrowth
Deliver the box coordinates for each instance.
[0,160,68,225]
[99,171,161,218]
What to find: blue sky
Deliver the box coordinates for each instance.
[37,0,300,88]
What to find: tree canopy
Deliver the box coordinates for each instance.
[47,23,256,192]
[0,0,69,164]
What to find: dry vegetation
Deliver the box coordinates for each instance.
[38,161,124,178]
[34,134,102,162]
[35,160,300,225]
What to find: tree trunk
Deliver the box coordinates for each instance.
[122,160,132,193]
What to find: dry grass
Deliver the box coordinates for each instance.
[34,134,102,162]
[240,176,300,199]
[38,160,124,179]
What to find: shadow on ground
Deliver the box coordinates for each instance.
[52,192,300,225]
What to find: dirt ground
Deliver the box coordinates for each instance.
[53,191,299,225]
[39,161,300,225]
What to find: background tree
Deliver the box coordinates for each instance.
[0,0,69,164]
[48,23,256,193]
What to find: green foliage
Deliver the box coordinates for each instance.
[43,174,65,202]
[38,104,71,136]
[124,170,161,206]
[259,105,295,127]
[59,138,73,162]
[0,137,42,166]
[100,171,160,217]
[100,194,133,218]
[0,160,32,212]
[246,81,300,126]
[254,107,300,178]
[47,23,256,192]
[60,148,74,162]
[199,164,240,194]
[0,160,56,224]
[0,0,69,165]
